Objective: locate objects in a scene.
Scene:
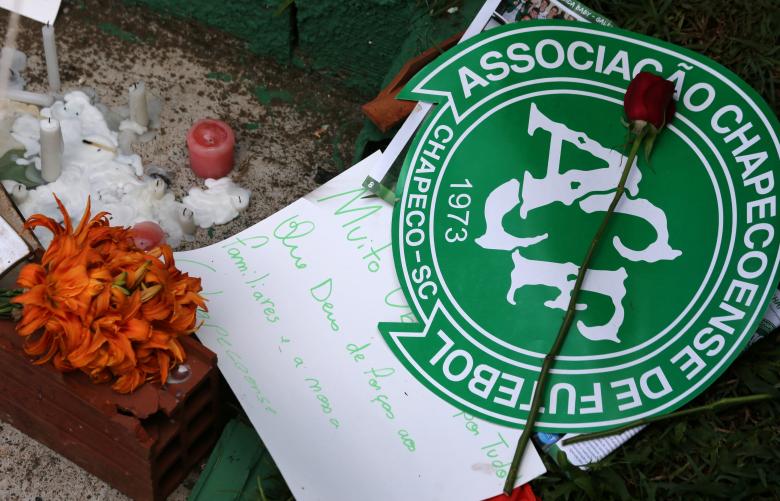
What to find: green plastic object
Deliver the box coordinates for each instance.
[189,419,291,501]
[0,149,42,188]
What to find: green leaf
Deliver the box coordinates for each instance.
[206,72,233,82]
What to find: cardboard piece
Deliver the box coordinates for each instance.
[0,0,62,25]
[176,153,545,501]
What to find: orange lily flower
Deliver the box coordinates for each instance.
[12,196,207,393]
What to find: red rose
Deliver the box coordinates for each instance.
[624,71,676,130]
[484,483,542,501]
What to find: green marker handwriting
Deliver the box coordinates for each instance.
[201,319,276,414]
[246,274,279,323]
[222,236,269,274]
[370,394,395,419]
[310,278,339,331]
[176,258,217,273]
[364,367,395,391]
[398,429,417,452]
[294,359,340,429]
[221,238,282,323]
[221,235,270,250]
[452,411,480,436]
[384,286,417,323]
[273,214,315,269]
[346,342,370,362]
[315,187,391,273]
[481,433,512,479]
[225,247,251,273]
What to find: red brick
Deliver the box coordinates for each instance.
[0,319,222,500]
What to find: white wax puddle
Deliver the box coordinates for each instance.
[183,177,251,227]
[2,91,249,248]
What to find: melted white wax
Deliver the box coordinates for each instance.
[2,91,249,248]
[183,177,250,227]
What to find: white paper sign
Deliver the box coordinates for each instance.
[176,153,545,501]
[0,0,61,24]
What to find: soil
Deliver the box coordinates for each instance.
[7,0,364,250]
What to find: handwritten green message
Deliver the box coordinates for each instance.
[345,342,416,453]
[197,309,276,414]
[221,236,281,323]
[317,188,392,274]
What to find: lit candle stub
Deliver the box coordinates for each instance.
[131,221,165,251]
[177,207,196,235]
[186,119,235,179]
[129,82,149,128]
[42,23,60,94]
[39,118,63,182]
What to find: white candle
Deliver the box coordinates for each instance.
[39,117,63,182]
[118,129,135,155]
[42,23,61,94]
[2,47,27,89]
[9,183,27,203]
[177,207,196,235]
[128,82,149,128]
[5,89,53,107]
[151,177,166,199]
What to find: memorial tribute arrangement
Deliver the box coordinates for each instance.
[0,0,778,499]
[377,16,780,494]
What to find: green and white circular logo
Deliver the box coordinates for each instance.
[378,21,780,432]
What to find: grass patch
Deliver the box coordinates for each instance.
[533,333,780,499]
[587,0,779,113]
[97,22,143,44]
[206,71,233,82]
[253,86,293,105]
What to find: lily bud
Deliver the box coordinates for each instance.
[140,284,162,303]
[129,261,152,290]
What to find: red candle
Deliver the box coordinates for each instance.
[186,119,235,179]
[131,221,165,250]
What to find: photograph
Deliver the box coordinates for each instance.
[497,0,575,23]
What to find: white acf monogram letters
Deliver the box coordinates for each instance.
[475,103,682,342]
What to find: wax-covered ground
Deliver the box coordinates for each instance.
[1,0,779,499]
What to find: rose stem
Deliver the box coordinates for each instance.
[561,392,776,446]
[502,128,647,495]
